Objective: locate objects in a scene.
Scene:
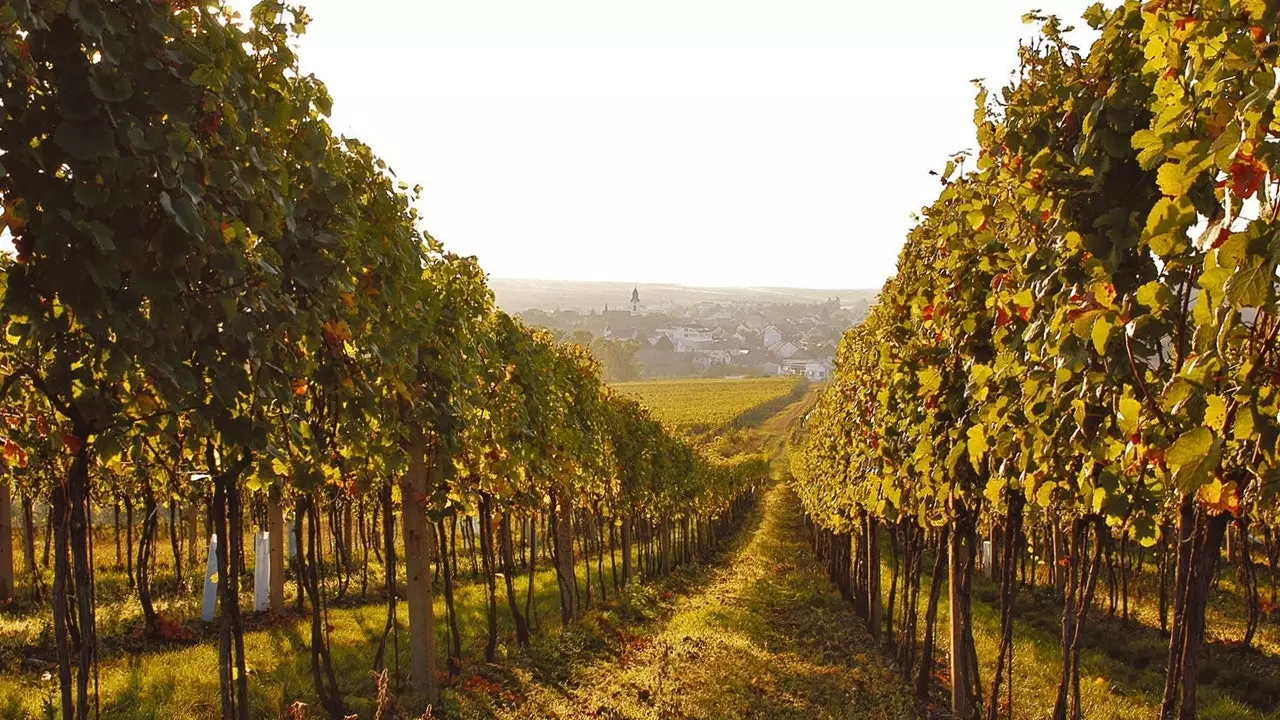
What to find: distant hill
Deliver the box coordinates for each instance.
[489,278,878,313]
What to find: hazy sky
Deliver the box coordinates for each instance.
[247,2,1099,289]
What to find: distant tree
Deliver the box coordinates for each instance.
[850,298,870,322]
[589,338,641,382]
[653,335,675,353]
[571,330,594,347]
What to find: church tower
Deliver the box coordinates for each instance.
[630,286,641,315]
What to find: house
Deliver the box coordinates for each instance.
[773,342,799,359]
[803,361,832,381]
[655,325,714,352]
[762,325,783,350]
[782,358,833,381]
[697,348,734,366]
[760,361,783,376]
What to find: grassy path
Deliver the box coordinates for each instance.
[501,481,917,720]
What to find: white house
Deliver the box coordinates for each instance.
[656,325,714,352]
[782,358,834,381]
[803,361,832,381]
[697,348,734,366]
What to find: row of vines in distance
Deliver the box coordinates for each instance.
[794,3,1280,720]
[613,376,802,433]
[0,2,767,718]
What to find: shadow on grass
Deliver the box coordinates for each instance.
[987,583,1280,714]
[898,554,1280,719]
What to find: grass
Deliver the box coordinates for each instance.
[612,376,801,434]
[865,534,1280,719]
[0,532,657,719]
[437,387,918,719]
[498,482,917,720]
[0,388,857,719]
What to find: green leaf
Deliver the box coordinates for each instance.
[1165,427,1222,492]
[88,68,133,103]
[189,65,225,91]
[1224,261,1273,307]
[54,119,115,161]
[1166,427,1213,466]
[160,191,204,238]
[1131,128,1165,169]
[1133,516,1159,548]
[89,222,115,252]
[68,0,106,37]
[1136,281,1173,311]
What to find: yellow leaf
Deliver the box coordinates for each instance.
[1157,161,1196,196]
[966,425,988,471]
[1118,396,1142,437]
[917,367,942,397]
[984,478,1005,506]
[1092,281,1117,308]
[1196,479,1237,514]
[1233,408,1255,440]
[1203,395,1227,432]
[1036,480,1057,508]
[970,363,993,386]
[1091,315,1113,355]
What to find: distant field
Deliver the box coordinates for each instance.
[612,377,802,432]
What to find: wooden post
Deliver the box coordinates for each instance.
[950,515,978,720]
[659,518,672,576]
[867,515,881,640]
[267,489,285,614]
[400,428,439,704]
[620,515,633,585]
[0,479,14,603]
[553,490,579,623]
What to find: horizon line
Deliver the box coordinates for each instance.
[489,275,881,292]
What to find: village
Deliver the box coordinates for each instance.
[512,287,870,380]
